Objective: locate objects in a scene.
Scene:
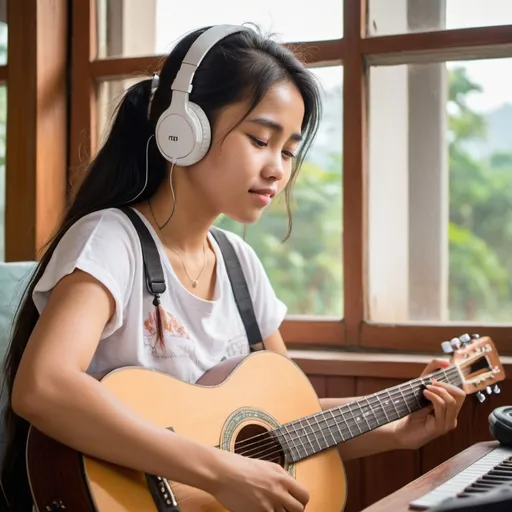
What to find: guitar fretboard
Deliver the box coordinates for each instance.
[273,365,462,463]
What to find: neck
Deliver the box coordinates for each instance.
[138,167,216,253]
[273,364,463,463]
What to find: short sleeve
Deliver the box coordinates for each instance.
[221,231,288,340]
[32,210,136,339]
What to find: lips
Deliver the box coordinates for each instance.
[249,188,274,207]
[249,188,276,198]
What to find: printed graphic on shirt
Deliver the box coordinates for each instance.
[223,334,250,360]
[143,306,197,362]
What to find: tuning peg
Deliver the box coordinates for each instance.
[441,341,454,354]
[470,333,480,340]
[494,385,501,394]
[450,337,462,350]
[476,391,485,403]
[476,391,486,403]
[486,386,493,395]
[459,333,471,345]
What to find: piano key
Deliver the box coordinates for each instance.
[409,446,512,510]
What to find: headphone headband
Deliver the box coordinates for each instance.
[171,25,247,94]
[155,24,250,166]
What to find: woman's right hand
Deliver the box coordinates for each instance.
[211,450,310,512]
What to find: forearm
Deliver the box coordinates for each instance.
[319,397,400,461]
[14,371,222,493]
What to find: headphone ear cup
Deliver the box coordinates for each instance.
[155,107,196,164]
[154,102,211,166]
[179,102,211,166]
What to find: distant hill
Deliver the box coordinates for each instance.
[464,103,512,160]
[306,85,511,170]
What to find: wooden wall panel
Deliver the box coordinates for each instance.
[327,377,362,512]
[421,377,512,474]
[356,378,421,509]
[301,368,512,511]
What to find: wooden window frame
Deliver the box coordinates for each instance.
[62,0,512,355]
[5,0,68,263]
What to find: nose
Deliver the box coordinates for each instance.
[262,151,286,182]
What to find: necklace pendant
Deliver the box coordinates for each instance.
[192,280,198,288]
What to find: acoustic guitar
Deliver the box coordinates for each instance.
[26,334,505,511]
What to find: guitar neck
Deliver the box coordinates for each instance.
[275,365,463,463]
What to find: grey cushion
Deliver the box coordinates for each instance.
[0,262,36,363]
[0,261,37,469]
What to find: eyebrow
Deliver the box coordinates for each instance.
[247,117,303,142]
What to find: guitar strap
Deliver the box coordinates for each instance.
[119,207,263,348]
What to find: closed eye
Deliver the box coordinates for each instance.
[248,135,296,160]
[248,135,268,148]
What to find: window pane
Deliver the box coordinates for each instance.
[216,66,343,317]
[368,58,512,323]
[0,86,6,260]
[0,4,6,65]
[368,0,512,36]
[96,0,343,59]
[96,79,139,146]
[97,66,343,317]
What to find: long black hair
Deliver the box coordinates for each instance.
[0,24,322,509]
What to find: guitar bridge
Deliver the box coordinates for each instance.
[145,426,179,511]
[145,474,179,511]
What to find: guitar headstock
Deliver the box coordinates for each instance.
[442,334,505,403]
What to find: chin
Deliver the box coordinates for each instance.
[225,210,264,225]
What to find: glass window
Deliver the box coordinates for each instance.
[0,3,6,65]
[368,58,512,323]
[96,0,343,59]
[96,78,139,146]
[368,0,512,36]
[97,66,343,317]
[0,86,6,260]
[216,66,343,317]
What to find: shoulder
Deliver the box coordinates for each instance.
[54,207,143,262]
[63,207,140,244]
[33,207,144,328]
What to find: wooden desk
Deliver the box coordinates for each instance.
[361,441,500,511]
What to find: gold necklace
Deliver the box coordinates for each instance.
[148,198,208,288]
[169,242,207,288]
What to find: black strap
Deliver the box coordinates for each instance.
[118,208,262,346]
[209,227,263,347]
[118,207,166,302]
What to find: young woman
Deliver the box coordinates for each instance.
[1,24,465,511]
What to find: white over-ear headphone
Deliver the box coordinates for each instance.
[154,24,248,166]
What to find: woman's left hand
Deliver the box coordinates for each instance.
[390,358,467,450]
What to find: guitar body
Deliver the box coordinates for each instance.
[26,351,347,511]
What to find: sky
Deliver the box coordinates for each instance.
[152,0,512,114]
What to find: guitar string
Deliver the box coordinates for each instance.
[235,367,465,460]
[230,366,462,459]
[237,383,453,463]
[231,367,461,458]
[166,366,469,503]
[237,391,434,462]
[208,384,449,467]
[236,367,477,461]
[232,365,462,450]
[168,367,463,504]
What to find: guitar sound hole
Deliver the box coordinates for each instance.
[234,424,285,467]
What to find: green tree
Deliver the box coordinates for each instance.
[448,67,512,320]
[216,151,342,316]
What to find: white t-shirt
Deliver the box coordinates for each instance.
[32,208,287,384]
